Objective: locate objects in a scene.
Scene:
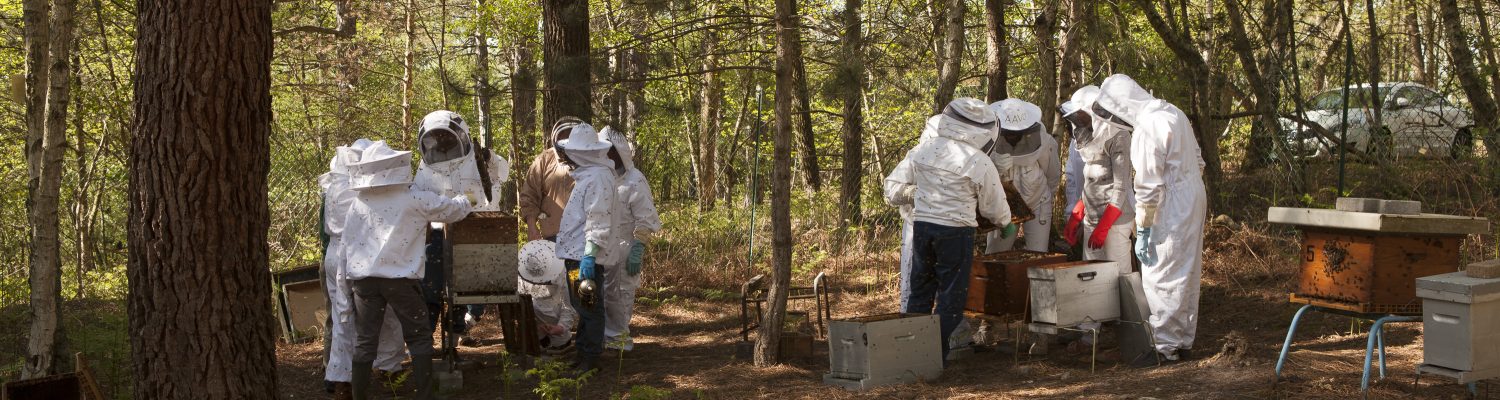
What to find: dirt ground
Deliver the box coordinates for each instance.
[274,270,1486,399]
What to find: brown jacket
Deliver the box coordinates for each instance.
[518,148,575,239]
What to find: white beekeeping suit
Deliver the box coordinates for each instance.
[320,140,412,384]
[413,110,511,212]
[985,99,1062,254]
[1098,74,1207,361]
[518,240,577,350]
[555,123,625,267]
[601,127,662,351]
[1063,138,1084,238]
[883,122,938,311]
[1060,85,1134,273]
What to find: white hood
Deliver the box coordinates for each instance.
[1097,74,1157,128]
[603,126,636,171]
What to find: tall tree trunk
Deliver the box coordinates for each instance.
[475,0,492,148]
[1035,3,1059,132]
[1227,0,1287,170]
[932,0,964,114]
[402,0,415,136]
[1132,0,1223,210]
[983,0,1007,102]
[757,0,800,367]
[699,13,720,211]
[129,0,278,397]
[1472,0,1500,101]
[1408,0,1428,83]
[512,44,538,158]
[1365,0,1382,130]
[1439,0,1500,160]
[23,0,75,379]
[789,2,822,191]
[543,0,591,125]
[1057,0,1088,123]
[839,0,865,229]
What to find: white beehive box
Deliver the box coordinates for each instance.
[1417,271,1500,374]
[1028,260,1121,327]
[823,313,942,390]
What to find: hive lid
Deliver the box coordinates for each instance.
[1267,207,1489,235]
[1417,271,1500,300]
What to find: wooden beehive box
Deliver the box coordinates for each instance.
[1268,207,1489,315]
[966,250,1066,317]
[446,211,519,304]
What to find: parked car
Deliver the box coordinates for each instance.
[1279,82,1475,159]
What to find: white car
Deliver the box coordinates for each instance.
[1279,82,1475,159]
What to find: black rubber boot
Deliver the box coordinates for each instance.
[409,354,435,400]
[350,361,373,400]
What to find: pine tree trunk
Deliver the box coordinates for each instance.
[543,0,591,125]
[475,0,492,148]
[1408,0,1428,83]
[790,13,822,192]
[932,0,964,114]
[512,44,538,156]
[1057,0,1088,122]
[23,0,75,379]
[129,0,278,397]
[839,0,865,229]
[402,0,415,135]
[757,0,800,367]
[1365,0,1382,129]
[699,17,721,211]
[984,0,1007,102]
[1439,0,1500,160]
[1034,3,1059,132]
[1471,0,1500,101]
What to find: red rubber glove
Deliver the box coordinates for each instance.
[1089,204,1123,249]
[1063,200,1086,246]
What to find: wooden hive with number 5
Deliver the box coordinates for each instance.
[446,211,519,300]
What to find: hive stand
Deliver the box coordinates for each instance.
[739,272,831,341]
[1273,304,1420,396]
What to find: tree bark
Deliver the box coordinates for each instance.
[1034,3,1059,133]
[1408,0,1428,83]
[1226,0,1288,170]
[23,0,74,378]
[512,44,538,158]
[543,0,591,125]
[475,0,492,148]
[1471,0,1500,101]
[780,1,822,192]
[1439,0,1500,160]
[129,0,279,397]
[402,0,415,136]
[757,0,800,367]
[1057,0,1089,124]
[1365,0,1382,130]
[983,0,1007,102]
[699,12,721,211]
[1132,0,1223,210]
[838,0,865,229]
[932,0,964,114]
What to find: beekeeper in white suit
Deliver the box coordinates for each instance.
[553,121,624,375]
[1060,85,1134,271]
[986,99,1061,254]
[320,139,410,398]
[412,110,510,346]
[1096,74,1207,362]
[600,127,662,351]
[884,97,1014,362]
[518,240,577,354]
[884,125,937,311]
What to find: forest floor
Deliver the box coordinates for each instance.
[270,233,1484,399]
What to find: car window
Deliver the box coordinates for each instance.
[1309,87,1388,110]
[1407,88,1443,107]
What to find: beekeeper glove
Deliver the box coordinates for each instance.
[579,241,599,281]
[1063,200,1085,246]
[1000,222,1019,239]
[626,241,646,276]
[633,228,654,243]
[1135,227,1157,266]
[1088,204,1123,249]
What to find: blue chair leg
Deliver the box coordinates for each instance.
[1361,316,1389,393]
[1276,305,1317,381]
[1376,326,1387,379]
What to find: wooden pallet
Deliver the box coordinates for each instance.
[1288,293,1422,316]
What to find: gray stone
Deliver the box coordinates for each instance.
[1336,197,1381,212]
[1379,200,1423,215]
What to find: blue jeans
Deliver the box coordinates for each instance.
[902,221,975,360]
[422,227,474,334]
[565,259,606,364]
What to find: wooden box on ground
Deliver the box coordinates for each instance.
[1268,207,1489,315]
[824,313,941,391]
[273,264,325,343]
[1027,260,1121,328]
[1418,272,1500,376]
[966,251,1066,318]
[445,211,519,305]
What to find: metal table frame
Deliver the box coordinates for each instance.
[1274,304,1420,396]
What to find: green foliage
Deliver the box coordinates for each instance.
[527,360,593,400]
[613,384,672,400]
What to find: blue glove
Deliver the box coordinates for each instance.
[627,241,646,276]
[579,255,598,281]
[1135,227,1157,266]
